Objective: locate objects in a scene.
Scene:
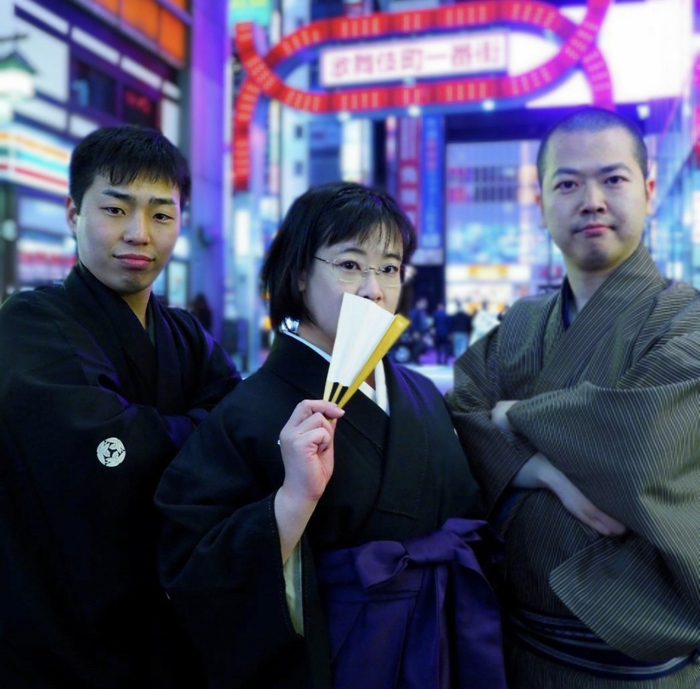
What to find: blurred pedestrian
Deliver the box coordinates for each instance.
[432,301,452,365]
[190,292,213,333]
[408,296,430,362]
[469,300,499,345]
[451,300,472,359]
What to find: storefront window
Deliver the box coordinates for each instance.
[71,60,117,115]
[123,86,157,127]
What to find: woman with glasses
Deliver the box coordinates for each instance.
[156,182,506,689]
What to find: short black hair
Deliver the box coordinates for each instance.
[262,181,416,329]
[537,107,648,186]
[69,125,190,212]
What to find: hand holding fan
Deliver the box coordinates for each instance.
[323,293,409,409]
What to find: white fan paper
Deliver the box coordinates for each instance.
[323,293,409,408]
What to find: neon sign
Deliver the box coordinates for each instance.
[320,31,507,87]
[233,0,613,190]
[0,125,70,196]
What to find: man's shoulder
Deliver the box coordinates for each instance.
[204,365,297,432]
[157,302,200,331]
[649,279,700,331]
[0,286,84,388]
[499,291,557,324]
[0,284,71,325]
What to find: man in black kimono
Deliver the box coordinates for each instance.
[0,126,240,688]
[450,108,700,687]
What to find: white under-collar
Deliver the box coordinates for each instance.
[282,331,390,415]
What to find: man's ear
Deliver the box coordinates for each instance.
[536,189,547,228]
[645,178,656,215]
[66,197,78,235]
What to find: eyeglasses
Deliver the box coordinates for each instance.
[313,256,405,287]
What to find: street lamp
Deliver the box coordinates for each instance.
[0,34,36,121]
[0,35,35,301]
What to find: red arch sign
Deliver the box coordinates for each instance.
[234,0,613,190]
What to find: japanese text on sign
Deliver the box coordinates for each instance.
[320,31,507,87]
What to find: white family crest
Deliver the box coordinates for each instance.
[97,437,126,467]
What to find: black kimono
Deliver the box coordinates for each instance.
[156,334,497,689]
[0,263,240,688]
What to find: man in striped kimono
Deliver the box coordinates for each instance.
[449,107,700,687]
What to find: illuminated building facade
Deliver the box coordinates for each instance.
[231,0,698,328]
[0,0,231,341]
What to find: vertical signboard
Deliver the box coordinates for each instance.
[418,114,444,265]
[396,116,421,251]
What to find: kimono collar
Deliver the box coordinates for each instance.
[63,262,158,402]
[264,333,390,453]
[534,243,666,394]
[281,331,389,414]
[560,242,666,324]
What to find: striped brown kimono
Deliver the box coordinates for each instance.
[450,245,700,688]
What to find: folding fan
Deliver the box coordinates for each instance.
[323,293,410,408]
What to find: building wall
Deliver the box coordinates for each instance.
[1,0,230,336]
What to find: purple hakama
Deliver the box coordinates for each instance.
[317,518,506,689]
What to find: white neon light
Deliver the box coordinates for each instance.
[0,68,34,101]
[528,0,690,108]
[120,57,162,90]
[161,99,180,146]
[15,0,69,34]
[17,17,69,102]
[13,98,68,129]
[234,208,251,257]
[162,81,181,99]
[173,235,190,259]
[320,30,507,87]
[71,27,120,64]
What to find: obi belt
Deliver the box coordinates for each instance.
[315,518,506,689]
[508,606,699,681]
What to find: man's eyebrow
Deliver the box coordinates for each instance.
[149,196,177,206]
[101,189,133,203]
[598,163,634,175]
[100,189,176,206]
[550,163,633,178]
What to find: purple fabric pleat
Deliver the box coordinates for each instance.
[315,518,507,689]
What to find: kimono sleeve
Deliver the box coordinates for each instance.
[448,327,537,512]
[179,319,241,425]
[507,328,700,624]
[155,398,303,688]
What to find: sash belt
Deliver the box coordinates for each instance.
[509,606,697,681]
[316,518,506,689]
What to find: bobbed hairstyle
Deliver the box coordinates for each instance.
[537,107,648,187]
[69,125,191,212]
[262,181,416,329]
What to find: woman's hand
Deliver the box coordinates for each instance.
[275,400,344,562]
[512,452,628,537]
[278,399,344,503]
